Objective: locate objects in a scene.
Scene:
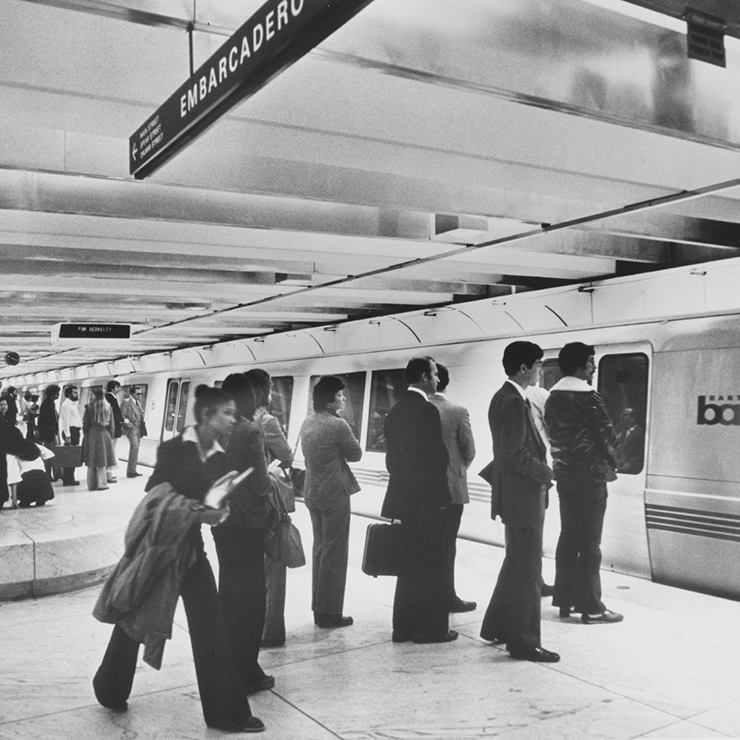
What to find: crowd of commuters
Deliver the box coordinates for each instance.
[0,382,144,509]
[0,346,633,731]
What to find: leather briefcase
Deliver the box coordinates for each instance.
[50,445,83,468]
[362,522,405,577]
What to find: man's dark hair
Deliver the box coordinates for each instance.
[558,342,595,376]
[64,386,78,399]
[435,363,449,392]
[106,380,120,392]
[44,384,61,398]
[502,342,543,377]
[222,373,256,421]
[405,356,435,385]
[313,375,345,412]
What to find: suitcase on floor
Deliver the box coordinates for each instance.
[362,522,405,577]
[50,445,83,468]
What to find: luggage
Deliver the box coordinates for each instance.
[362,521,405,577]
[50,445,83,468]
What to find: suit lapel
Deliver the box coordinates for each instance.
[506,383,545,457]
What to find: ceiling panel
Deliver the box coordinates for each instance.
[3,0,740,377]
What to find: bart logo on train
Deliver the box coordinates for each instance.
[697,396,740,425]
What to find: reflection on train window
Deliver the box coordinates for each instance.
[164,382,178,433]
[270,377,294,433]
[367,369,406,452]
[597,353,648,475]
[541,359,563,391]
[308,373,365,443]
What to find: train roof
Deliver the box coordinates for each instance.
[8,255,740,384]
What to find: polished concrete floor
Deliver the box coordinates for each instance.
[1,476,740,739]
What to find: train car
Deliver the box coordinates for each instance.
[9,258,740,600]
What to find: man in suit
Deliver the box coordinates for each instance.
[382,356,457,644]
[105,380,124,484]
[120,385,144,478]
[480,341,559,662]
[429,363,477,613]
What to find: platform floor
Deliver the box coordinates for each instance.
[2,478,740,739]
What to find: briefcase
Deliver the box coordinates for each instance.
[50,445,83,468]
[362,522,405,578]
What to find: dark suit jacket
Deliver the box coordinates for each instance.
[381,390,450,520]
[223,417,271,530]
[487,382,552,528]
[38,397,58,445]
[105,392,124,438]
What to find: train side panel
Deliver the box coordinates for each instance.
[648,337,740,598]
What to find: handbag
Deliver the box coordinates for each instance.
[264,482,305,568]
[362,521,405,577]
[268,467,296,513]
[264,514,306,568]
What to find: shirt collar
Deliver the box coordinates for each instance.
[506,378,528,400]
[407,386,428,401]
[182,425,225,462]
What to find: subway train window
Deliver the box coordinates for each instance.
[309,372,365,443]
[597,353,648,475]
[164,381,178,433]
[542,359,563,391]
[270,376,293,433]
[175,382,189,433]
[367,369,406,452]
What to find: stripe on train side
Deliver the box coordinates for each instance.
[646,504,740,543]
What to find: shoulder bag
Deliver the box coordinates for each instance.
[264,482,306,568]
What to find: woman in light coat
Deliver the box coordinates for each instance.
[82,389,115,491]
[300,375,362,628]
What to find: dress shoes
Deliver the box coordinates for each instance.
[559,607,574,619]
[62,480,80,486]
[540,583,554,597]
[509,646,561,663]
[392,631,412,643]
[449,598,477,613]
[97,700,128,712]
[412,630,458,644]
[212,716,265,733]
[126,473,142,478]
[314,613,354,628]
[244,675,275,694]
[581,609,624,624]
[260,637,285,648]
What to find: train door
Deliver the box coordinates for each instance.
[596,344,652,578]
[161,378,191,442]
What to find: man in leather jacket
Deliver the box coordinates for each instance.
[544,342,623,625]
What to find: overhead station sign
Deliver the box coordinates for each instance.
[129,0,375,179]
[52,323,132,346]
